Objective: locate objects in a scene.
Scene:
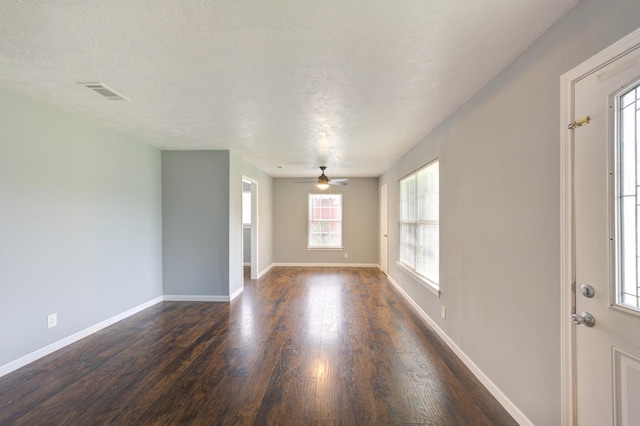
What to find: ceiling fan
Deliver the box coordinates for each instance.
[294,166,349,189]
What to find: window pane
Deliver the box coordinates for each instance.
[242,192,251,225]
[399,223,416,267]
[398,160,439,285]
[617,84,640,310]
[308,194,342,247]
[416,224,439,283]
[400,176,416,221]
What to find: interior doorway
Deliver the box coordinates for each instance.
[242,177,259,280]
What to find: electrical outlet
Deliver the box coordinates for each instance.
[441,306,446,320]
[344,252,349,258]
[48,313,57,328]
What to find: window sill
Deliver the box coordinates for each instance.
[307,247,344,251]
[395,261,440,297]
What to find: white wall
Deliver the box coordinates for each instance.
[273,177,378,264]
[0,87,163,367]
[380,0,640,424]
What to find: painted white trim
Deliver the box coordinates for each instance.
[306,247,344,250]
[386,274,533,426]
[272,262,380,268]
[380,183,388,275]
[257,262,274,279]
[0,296,164,378]
[163,295,229,302]
[560,60,578,426]
[230,286,244,301]
[560,26,640,426]
[395,260,440,297]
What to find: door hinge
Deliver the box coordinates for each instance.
[568,116,590,130]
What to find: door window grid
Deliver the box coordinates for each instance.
[618,84,640,309]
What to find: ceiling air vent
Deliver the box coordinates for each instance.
[77,82,129,101]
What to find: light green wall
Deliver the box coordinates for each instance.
[0,87,163,367]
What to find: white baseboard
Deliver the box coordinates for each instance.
[0,296,164,379]
[229,286,244,301]
[272,262,380,268]
[163,295,229,302]
[385,274,533,426]
[243,262,250,266]
[257,262,274,279]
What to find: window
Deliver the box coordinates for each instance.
[616,83,640,311]
[398,160,439,288]
[308,194,342,248]
[242,191,251,225]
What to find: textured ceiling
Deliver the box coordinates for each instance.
[0,0,579,178]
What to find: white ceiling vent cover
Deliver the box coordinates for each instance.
[77,82,129,101]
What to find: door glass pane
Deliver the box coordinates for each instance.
[617,83,640,310]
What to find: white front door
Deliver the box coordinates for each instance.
[573,35,640,425]
[380,183,388,274]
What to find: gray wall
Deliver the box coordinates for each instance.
[274,178,378,264]
[380,1,640,424]
[0,87,163,367]
[242,181,251,263]
[162,151,230,296]
[229,152,274,293]
[243,228,251,263]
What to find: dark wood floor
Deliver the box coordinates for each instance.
[0,267,516,425]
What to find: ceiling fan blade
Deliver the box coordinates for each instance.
[329,178,349,183]
[329,181,348,186]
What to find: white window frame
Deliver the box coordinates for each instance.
[397,159,440,295]
[308,193,343,249]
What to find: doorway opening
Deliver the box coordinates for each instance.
[242,177,259,281]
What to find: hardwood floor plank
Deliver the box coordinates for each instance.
[0,267,517,425]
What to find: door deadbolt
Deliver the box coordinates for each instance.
[571,312,595,327]
[580,284,595,298]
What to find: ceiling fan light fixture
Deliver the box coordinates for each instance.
[317,166,330,189]
[290,166,348,188]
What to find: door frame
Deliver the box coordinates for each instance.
[560,27,640,426]
[380,183,388,274]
